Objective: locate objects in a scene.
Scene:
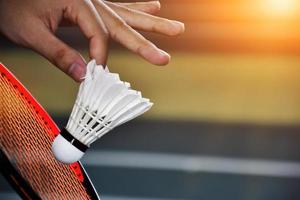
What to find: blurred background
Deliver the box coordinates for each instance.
[1,0,300,199]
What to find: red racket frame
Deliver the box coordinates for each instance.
[0,63,100,200]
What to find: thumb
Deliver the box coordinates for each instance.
[28,25,86,82]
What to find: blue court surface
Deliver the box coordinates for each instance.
[1,118,300,200]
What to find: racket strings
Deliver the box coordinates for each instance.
[0,73,92,199]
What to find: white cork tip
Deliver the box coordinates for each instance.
[51,134,85,164]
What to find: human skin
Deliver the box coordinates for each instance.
[0,0,184,82]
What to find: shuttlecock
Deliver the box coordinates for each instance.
[52,60,153,164]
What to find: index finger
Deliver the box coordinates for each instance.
[66,0,109,65]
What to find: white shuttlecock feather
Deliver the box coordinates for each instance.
[52,60,153,164]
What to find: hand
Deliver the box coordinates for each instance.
[0,0,184,81]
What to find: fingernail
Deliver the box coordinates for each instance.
[159,49,170,59]
[171,21,185,34]
[155,49,170,65]
[150,1,161,8]
[69,62,86,82]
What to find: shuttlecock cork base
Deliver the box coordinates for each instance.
[52,60,153,164]
[52,128,88,163]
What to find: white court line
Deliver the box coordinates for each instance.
[103,195,185,200]
[82,151,300,178]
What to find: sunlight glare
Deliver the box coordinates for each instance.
[263,0,296,17]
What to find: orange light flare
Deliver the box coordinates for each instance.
[258,0,299,18]
[250,0,300,45]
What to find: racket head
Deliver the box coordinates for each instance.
[0,63,100,200]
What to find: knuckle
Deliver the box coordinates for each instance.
[114,19,128,30]
[123,6,134,15]
[110,20,128,40]
[136,40,152,53]
[53,47,69,65]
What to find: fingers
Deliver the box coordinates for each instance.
[105,1,161,14]
[105,2,184,36]
[93,0,170,65]
[65,0,109,66]
[27,21,86,82]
